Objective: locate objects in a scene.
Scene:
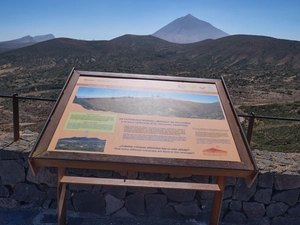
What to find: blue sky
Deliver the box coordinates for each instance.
[1,0,300,42]
[76,87,219,103]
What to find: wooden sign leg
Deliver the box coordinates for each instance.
[57,167,67,225]
[210,176,226,225]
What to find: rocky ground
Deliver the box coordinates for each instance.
[252,149,300,174]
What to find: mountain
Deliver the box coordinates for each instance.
[32,34,55,42]
[0,34,55,53]
[1,34,300,133]
[0,34,299,106]
[152,14,229,44]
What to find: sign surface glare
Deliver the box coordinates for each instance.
[47,76,240,162]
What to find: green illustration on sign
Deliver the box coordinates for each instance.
[64,112,117,133]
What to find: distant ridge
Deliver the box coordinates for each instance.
[0,34,300,106]
[152,14,229,44]
[0,34,55,53]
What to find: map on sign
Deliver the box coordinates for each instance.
[47,76,241,162]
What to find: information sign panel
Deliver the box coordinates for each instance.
[29,69,257,180]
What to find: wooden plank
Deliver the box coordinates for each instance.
[57,168,66,225]
[60,176,221,192]
[210,176,226,225]
[33,157,255,178]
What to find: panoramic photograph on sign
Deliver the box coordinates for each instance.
[47,75,241,162]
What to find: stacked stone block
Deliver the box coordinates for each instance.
[0,131,300,224]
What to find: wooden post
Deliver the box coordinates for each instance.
[246,112,255,144]
[57,167,67,225]
[210,176,226,225]
[12,93,20,141]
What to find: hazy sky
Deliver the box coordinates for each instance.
[1,0,300,42]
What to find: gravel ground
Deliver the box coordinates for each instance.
[0,207,209,225]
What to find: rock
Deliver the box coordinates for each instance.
[200,191,214,200]
[66,199,75,211]
[145,194,167,216]
[200,199,213,212]
[191,175,209,183]
[288,204,300,217]
[113,207,136,218]
[272,189,300,206]
[162,203,183,219]
[226,177,236,186]
[174,200,201,216]
[49,200,57,209]
[3,146,20,152]
[232,178,257,201]
[21,136,37,142]
[223,210,247,224]
[254,188,272,204]
[68,168,93,177]
[114,170,130,178]
[93,185,102,192]
[22,152,30,168]
[266,202,289,218]
[224,186,233,199]
[105,194,124,215]
[138,172,168,181]
[126,171,139,179]
[112,171,127,179]
[47,187,71,200]
[230,200,242,211]
[274,174,300,190]
[210,176,218,184]
[0,159,25,185]
[11,183,47,206]
[200,190,214,200]
[92,170,113,178]
[127,186,158,195]
[0,186,10,197]
[0,148,22,159]
[22,130,34,134]
[18,140,30,148]
[68,183,94,192]
[282,171,299,175]
[0,179,10,197]
[277,159,292,165]
[72,191,105,214]
[3,136,14,142]
[125,193,144,216]
[162,188,196,202]
[42,199,52,209]
[243,202,265,219]
[169,174,191,179]
[222,199,231,210]
[26,167,57,187]
[258,172,274,188]
[0,198,20,208]
[260,159,273,166]
[102,185,127,199]
[194,211,211,223]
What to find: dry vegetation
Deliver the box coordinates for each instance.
[0,34,300,152]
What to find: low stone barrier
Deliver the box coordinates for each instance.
[0,130,300,224]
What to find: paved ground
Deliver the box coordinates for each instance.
[0,207,209,225]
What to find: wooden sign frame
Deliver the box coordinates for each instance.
[28,69,258,225]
